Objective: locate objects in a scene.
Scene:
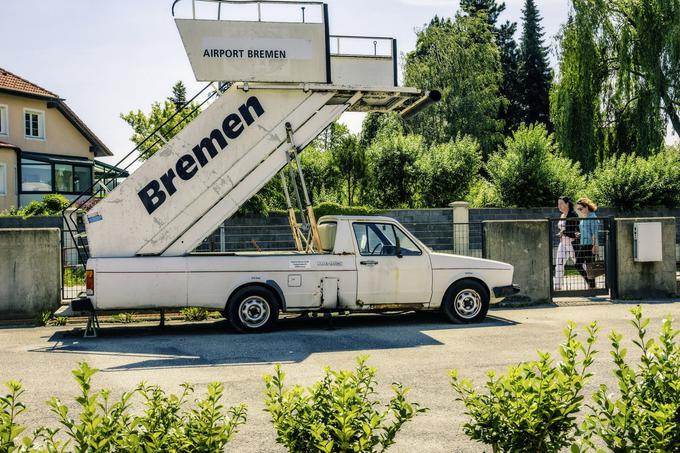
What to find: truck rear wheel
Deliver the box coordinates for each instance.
[442,280,489,324]
[227,286,279,333]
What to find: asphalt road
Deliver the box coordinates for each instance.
[1,300,678,452]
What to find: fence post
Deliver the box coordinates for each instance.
[450,201,469,255]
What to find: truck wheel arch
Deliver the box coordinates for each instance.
[226,281,286,312]
[442,277,490,307]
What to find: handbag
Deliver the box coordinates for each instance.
[585,261,606,279]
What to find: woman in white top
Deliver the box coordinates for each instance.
[554,196,578,291]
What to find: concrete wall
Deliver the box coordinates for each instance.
[615,218,677,299]
[483,220,550,304]
[0,228,61,320]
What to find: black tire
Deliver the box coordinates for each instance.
[227,286,279,333]
[442,279,490,324]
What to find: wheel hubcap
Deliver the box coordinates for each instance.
[238,296,270,328]
[454,289,482,319]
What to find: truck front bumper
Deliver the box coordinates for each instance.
[493,284,520,298]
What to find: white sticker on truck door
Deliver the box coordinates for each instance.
[289,259,312,270]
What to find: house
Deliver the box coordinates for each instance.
[0,67,114,212]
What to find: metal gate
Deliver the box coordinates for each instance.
[61,222,87,301]
[549,217,617,298]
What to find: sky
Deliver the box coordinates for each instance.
[2,0,571,165]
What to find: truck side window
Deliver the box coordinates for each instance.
[352,222,422,256]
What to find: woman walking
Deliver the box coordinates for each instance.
[554,196,578,291]
[574,197,600,289]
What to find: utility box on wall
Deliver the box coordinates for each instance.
[633,222,663,262]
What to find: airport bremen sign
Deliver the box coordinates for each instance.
[176,19,330,83]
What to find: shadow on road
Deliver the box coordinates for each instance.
[30,312,518,371]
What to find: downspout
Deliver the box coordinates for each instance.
[13,147,21,208]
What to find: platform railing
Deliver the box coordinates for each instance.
[172,0,325,23]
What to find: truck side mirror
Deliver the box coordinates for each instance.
[395,236,403,258]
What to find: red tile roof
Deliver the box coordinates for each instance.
[0,67,58,98]
[0,67,112,156]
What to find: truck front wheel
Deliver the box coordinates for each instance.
[227,286,279,333]
[442,280,489,324]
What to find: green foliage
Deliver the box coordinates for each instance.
[486,124,584,207]
[331,135,369,206]
[581,307,679,451]
[111,312,136,324]
[518,0,552,127]
[36,310,53,327]
[404,13,504,156]
[588,149,680,209]
[368,134,425,209]
[0,381,33,452]
[313,202,379,219]
[181,307,209,322]
[451,321,599,453]
[264,356,426,453]
[416,135,483,207]
[2,194,72,218]
[120,81,201,159]
[550,1,605,173]
[63,267,85,287]
[552,0,680,168]
[466,179,501,208]
[42,194,70,214]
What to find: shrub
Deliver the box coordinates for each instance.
[33,362,245,451]
[264,356,427,453]
[181,307,209,322]
[590,149,680,209]
[35,310,53,327]
[417,135,483,207]
[0,381,33,451]
[41,194,70,214]
[581,307,679,451]
[466,179,501,208]
[450,321,598,453]
[486,123,585,207]
[63,267,86,287]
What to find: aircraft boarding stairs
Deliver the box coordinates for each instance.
[63,0,439,263]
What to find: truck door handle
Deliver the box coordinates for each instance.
[360,260,379,266]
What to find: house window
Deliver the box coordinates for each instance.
[21,158,52,192]
[0,105,7,135]
[0,164,6,195]
[21,156,93,194]
[24,109,45,139]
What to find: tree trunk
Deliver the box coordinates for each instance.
[661,87,680,138]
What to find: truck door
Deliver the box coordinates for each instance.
[352,222,432,305]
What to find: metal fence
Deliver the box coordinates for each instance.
[62,229,86,300]
[194,220,485,258]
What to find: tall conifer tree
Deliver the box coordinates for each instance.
[461,0,523,133]
[519,0,552,127]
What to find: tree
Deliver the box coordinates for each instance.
[461,0,524,133]
[487,124,584,207]
[417,135,483,207]
[368,134,425,208]
[121,81,201,159]
[551,0,680,169]
[518,0,552,127]
[550,10,606,172]
[331,135,369,206]
[167,81,187,111]
[404,14,504,156]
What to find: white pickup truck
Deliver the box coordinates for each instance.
[81,215,518,332]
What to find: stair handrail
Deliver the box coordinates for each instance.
[61,82,222,267]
